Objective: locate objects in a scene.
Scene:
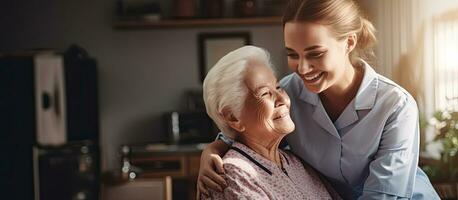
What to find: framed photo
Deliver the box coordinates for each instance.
[198,32,252,82]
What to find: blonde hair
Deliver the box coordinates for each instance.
[282,0,377,65]
[203,46,274,138]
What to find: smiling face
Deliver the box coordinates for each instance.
[284,22,352,94]
[237,63,295,139]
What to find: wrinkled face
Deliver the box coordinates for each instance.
[284,22,349,93]
[239,63,295,137]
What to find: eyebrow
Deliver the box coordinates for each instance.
[253,81,279,92]
[285,45,322,52]
[254,86,269,93]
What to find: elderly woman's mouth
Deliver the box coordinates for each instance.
[273,112,290,120]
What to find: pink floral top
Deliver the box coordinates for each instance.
[201,142,339,200]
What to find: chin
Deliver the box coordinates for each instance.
[278,121,295,135]
[285,123,295,134]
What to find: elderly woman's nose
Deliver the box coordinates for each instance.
[274,91,287,107]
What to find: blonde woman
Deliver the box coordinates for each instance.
[198,0,439,199]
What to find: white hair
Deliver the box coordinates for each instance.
[203,45,275,138]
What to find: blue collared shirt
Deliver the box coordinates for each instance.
[280,60,439,199]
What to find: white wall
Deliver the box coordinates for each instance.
[0,0,287,171]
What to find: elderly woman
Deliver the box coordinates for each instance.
[201,46,339,199]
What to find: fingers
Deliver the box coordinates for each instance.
[202,175,224,192]
[211,155,225,174]
[205,169,227,188]
[197,180,209,198]
[196,186,201,199]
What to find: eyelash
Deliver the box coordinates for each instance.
[261,86,282,97]
[261,92,270,97]
[287,53,299,59]
[308,52,324,58]
[287,52,325,59]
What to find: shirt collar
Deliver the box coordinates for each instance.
[298,59,378,110]
[354,60,378,110]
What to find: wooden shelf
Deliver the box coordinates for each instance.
[113,16,282,29]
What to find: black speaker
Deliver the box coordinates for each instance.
[0,56,36,200]
[34,142,99,200]
[63,46,99,142]
[0,45,99,200]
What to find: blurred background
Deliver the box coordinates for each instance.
[0,0,457,199]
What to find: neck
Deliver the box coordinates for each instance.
[238,133,283,166]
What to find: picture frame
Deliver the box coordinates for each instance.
[198,32,252,82]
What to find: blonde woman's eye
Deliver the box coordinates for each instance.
[308,52,324,58]
[287,53,299,59]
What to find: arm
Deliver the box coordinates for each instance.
[358,96,419,199]
[197,137,231,197]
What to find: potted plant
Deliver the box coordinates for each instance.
[421,110,458,199]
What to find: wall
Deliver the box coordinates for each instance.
[0,0,287,170]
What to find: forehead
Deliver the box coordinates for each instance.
[284,22,335,47]
[243,63,276,90]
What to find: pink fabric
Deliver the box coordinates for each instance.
[202,142,335,200]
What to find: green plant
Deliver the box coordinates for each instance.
[422,110,458,182]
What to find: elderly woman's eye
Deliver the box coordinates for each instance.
[261,92,270,97]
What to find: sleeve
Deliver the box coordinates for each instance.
[206,163,270,200]
[358,96,420,199]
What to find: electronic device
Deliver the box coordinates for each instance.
[0,45,99,200]
[163,111,217,144]
[33,141,99,200]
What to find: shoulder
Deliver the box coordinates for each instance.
[280,73,302,97]
[222,149,259,178]
[375,74,417,113]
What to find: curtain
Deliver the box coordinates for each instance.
[360,0,458,147]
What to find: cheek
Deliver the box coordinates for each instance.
[254,102,272,122]
[319,53,339,73]
[243,100,271,126]
[287,58,298,71]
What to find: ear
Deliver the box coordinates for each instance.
[345,33,357,54]
[221,108,245,133]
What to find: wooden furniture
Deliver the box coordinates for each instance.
[102,177,172,200]
[120,143,205,200]
[113,16,282,29]
[432,182,458,200]
[420,157,458,199]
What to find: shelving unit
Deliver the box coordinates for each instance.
[113,16,282,29]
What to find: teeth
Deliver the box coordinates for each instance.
[304,72,322,81]
[275,113,288,120]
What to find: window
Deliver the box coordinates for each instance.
[433,14,458,111]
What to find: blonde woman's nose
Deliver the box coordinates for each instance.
[297,59,312,75]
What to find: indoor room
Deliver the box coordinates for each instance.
[1,0,458,199]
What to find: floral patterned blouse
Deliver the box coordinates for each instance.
[201,142,340,200]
